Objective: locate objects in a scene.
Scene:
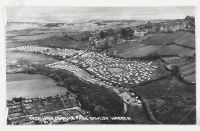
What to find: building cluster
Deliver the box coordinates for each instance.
[88,21,191,49]
[8,45,158,86]
[7,94,88,125]
[7,45,84,59]
[69,51,158,86]
[159,25,185,33]
[46,61,143,108]
[7,45,158,110]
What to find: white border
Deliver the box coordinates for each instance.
[0,0,200,131]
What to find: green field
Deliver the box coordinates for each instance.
[108,41,145,53]
[7,73,67,100]
[108,31,195,59]
[7,36,89,49]
[112,44,194,59]
[117,45,161,58]
[179,60,195,83]
[143,31,195,48]
[166,45,195,56]
[161,57,195,84]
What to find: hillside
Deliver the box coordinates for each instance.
[109,31,195,59]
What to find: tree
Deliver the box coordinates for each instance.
[107,28,115,36]
[64,77,76,85]
[185,16,195,26]
[99,31,106,39]
[120,28,133,43]
[94,105,107,116]
[184,16,195,32]
[145,21,153,29]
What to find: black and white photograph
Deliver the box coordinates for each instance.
[4,6,196,125]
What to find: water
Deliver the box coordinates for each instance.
[6,73,67,100]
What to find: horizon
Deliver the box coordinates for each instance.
[6,6,195,23]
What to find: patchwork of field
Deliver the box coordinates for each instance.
[155,45,194,57]
[161,56,195,84]
[109,42,145,54]
[166,45,194,56]
[132,77,195,124]
[5,21,196,124]
[7,36,89,50]
[7,73,67,100]
[161,57,189,65]
[143,31,195,48]
[12,33,64,41]
[179,60,195,83]
[112,42,194,59]
[7,93,83,124]
[108,31,195,59]
[117,45,161,58]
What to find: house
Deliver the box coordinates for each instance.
[134,30,146,37]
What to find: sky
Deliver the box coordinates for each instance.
[5,6,195,23]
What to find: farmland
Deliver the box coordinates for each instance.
[179,60,195,83]
[161,56,195,84]
[117,45,161,58]
[110,42,194,59]
[5,16,196,124]
[143,31,195,48]
[109,31,195,59]
[132,77,195,124]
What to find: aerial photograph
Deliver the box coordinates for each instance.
[5,6,195,124]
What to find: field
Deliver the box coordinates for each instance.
[179,60,195,83]
[161,56,195,84]
[111,43,194,59]
[166,45,195,56]
[132,77,196,124]
[108,31,195,59]
[155,45,194,57]
[108,41,145,54]
[143,31,195,48]
[7,36,89,49]
[7,73,67,100]
[117,45,161,58]
[5,20,196,124]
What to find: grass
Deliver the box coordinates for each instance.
[113,44,194,59]
[179,60,195,83]
[21,36,88,50]
[117,45,161,58]
[174,32,195,48]
[167,45,195,57]
[143,31,195,47]
[108,41,145,53]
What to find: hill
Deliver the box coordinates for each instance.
[109,31,195,59]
